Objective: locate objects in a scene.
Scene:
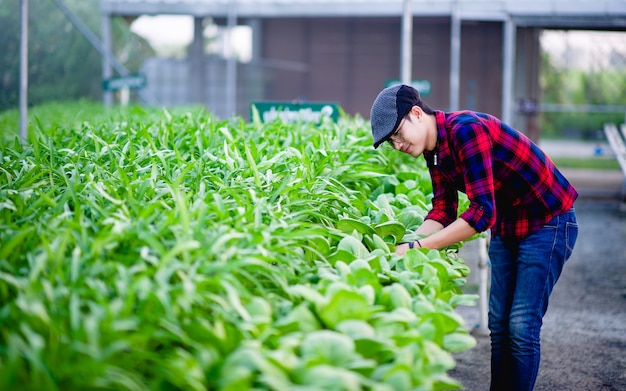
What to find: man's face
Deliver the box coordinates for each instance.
[387,108,429,158]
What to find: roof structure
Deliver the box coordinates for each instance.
[100,0,626,29]
[97,0,626,123]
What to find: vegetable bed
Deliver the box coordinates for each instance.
[0,103,476,390]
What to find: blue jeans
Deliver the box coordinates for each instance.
[488,208,578,391]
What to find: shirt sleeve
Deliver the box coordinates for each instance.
[453,120,497,233]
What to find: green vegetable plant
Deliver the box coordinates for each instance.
[0,102,477,390]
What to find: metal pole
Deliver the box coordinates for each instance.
[225,0,238,117]
[401,0,412,85]
[476,235,490,335]
[502,18,516,125]
[19,0,28,145]
[101,13,113,107]
[190,17,205,105]
[449,1,461,111]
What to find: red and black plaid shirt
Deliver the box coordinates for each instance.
[424,110,578,241]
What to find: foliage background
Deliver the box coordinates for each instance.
[0,0,153,111]
[539,52,626,139]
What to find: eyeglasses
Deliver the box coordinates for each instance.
[387,118,405,146]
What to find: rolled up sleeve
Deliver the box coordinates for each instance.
[459,200,495,232]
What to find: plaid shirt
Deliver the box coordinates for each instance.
[424,110,578,241]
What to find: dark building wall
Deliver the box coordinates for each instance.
[459,21,504,115]
[411,17,452,111]
[261,17,504,118]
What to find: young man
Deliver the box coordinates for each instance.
[370,84,579,391]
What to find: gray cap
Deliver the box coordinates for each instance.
[370,84,421,148]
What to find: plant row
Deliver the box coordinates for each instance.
[0,103,476,390]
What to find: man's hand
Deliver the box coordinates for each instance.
[395,242,413,256]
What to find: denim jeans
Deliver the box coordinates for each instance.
[488,208,578,391]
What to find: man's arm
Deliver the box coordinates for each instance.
[395,218,477,255]
[415,219,444,236]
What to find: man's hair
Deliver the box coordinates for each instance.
[416,99,435,115]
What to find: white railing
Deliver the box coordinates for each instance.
[603,123,626,201]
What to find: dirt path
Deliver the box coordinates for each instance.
[450,198,626,390]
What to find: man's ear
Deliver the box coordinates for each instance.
[410,105,423,118]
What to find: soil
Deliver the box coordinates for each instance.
[449,198,626,390]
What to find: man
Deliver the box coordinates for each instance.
[370,84,579,391]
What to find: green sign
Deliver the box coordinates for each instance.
[251,101,340,124]
[385,79,431,97]
[103,74,146,91]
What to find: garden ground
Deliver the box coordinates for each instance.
[450,191,626,390]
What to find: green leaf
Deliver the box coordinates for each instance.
[335,320,376,339]
[319,289,370,327]
[363,233,392,252]
[244,296,272,324]
[220,345,292,390]
[374,221,406,243]
[162,348,207,391]
[423,341,456,373]
[396,208,425,230]
[275,303,322,334]
[421,311,464,338]
[403,248,430,271]
[0,226,35,260]
[337,218,376,236]
[449,293,478,308]
[348,261,379,290]
[287,285,326,307]
[385,283,413,310]
[380,364,413,391]
[251,104,262,125]
[337,235,370,259]
[443,332,476,353]
[298,364,362,391]
[431,373,464,390]
[353,337,395,362]
[326,249,355,265]
[300,330,357,366]
[368,255,391,274]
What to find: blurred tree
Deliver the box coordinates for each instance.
[0,0,154,111]
[539,51,626,139]
[540,52,567,105]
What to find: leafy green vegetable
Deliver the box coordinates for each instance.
[0,102,477,390]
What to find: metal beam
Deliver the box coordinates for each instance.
[400,0,412,85]
[189,17,205,104]
[225,0,238,117]
[539,103,626,113]
[449,2,461,111]
[101,13,113,106]
[19,0,28,145]
[100,0,626,26]
[502,17,515,125]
